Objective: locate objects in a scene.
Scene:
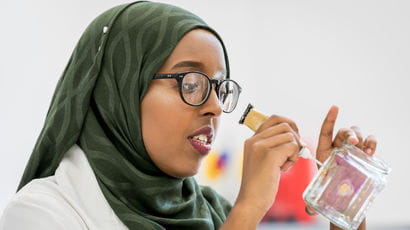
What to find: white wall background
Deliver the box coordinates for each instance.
[1,0,409,227]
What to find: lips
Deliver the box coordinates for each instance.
[188,126,214,155]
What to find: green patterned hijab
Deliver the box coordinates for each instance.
[18,1,231,229]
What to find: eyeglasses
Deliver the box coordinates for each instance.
[152,71,242,113]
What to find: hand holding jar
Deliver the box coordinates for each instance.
[305,105,390,230]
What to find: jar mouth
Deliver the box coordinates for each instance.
[340,143,392,175]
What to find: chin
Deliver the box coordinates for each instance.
[167,164,200,178]
[158,156,203,178]
[172,169,199,178]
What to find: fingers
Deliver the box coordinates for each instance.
[351,126,364,149]
[245,135,300,173]
[363,135,377,156]
[351,127,377,156]
[256,122,303,146]
[256,114,299,136]
[333,128,359,148]
[333,126,377,156]
[244,115,302,173]
[252,132,296,150]
[257,123,303,169]
[281,161,294,172]
[316,106,377,165]
[281,150,299,172]
[317,106,339,153]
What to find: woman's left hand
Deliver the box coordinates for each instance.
[316,105,377,162]
[310,105,377,230]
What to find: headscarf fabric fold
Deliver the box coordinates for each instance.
[18,2,231,229]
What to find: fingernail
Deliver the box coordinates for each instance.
[365,148,372,155]
[348,136,358,144]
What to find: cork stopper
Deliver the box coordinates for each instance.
[238,104,269,132]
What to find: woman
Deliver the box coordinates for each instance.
[0,1,376,229]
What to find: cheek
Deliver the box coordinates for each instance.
[141,89,183,150]
[140,86,195,173]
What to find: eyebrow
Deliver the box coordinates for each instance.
[171,61,204,70]
[171,60,227,79]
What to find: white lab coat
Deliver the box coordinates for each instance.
[0,144,128,230]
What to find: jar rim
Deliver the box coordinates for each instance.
[339,143,391,175]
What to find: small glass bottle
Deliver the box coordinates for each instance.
[303,143,391,230]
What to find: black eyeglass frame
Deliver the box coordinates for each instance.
[152,71,242,113]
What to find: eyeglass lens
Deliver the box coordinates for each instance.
[181,72,239,112]
[218,80,239,113]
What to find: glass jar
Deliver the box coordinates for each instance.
[303,143,391,230]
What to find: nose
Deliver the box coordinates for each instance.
[200,89,223,117]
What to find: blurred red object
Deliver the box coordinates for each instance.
[262,149,317,223]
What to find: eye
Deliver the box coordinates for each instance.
[182,73,204,94]
[182,82,199,93]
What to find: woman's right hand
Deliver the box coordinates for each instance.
[234,115,302,222]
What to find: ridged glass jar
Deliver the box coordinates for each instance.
[303,144,391,230]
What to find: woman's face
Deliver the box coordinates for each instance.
[141,29,226,178]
